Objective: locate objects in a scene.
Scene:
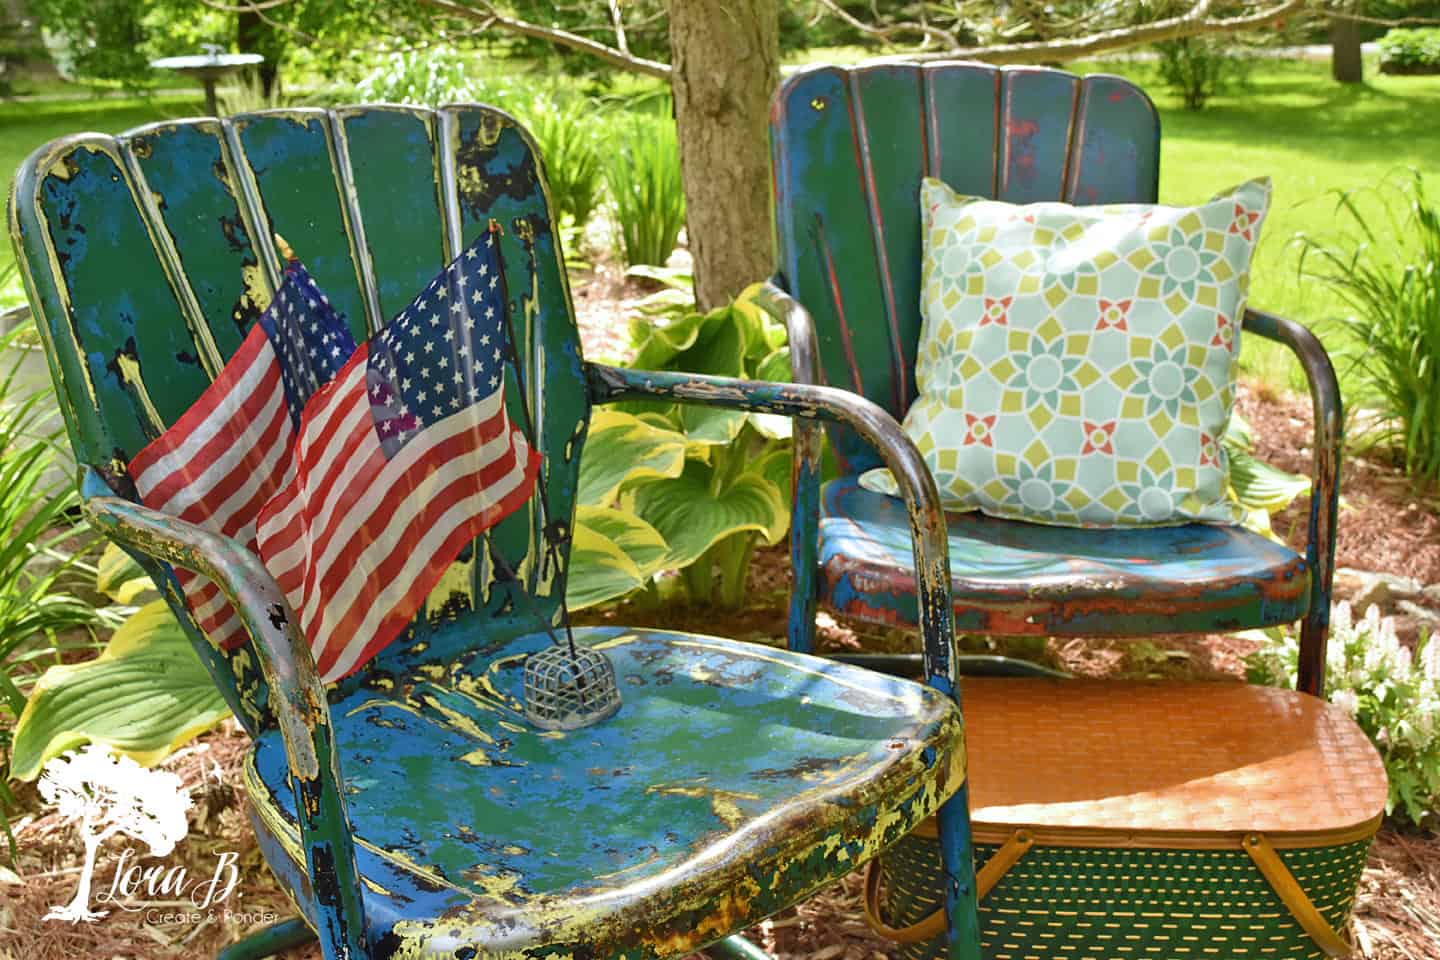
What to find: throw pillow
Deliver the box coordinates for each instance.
[860,176,1270,527]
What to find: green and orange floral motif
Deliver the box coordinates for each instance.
[980,296,1012,326]
[1211,312,1236,351]
[1228,202,1261,241]
[1200,432,1221,467]
[963,412,997,447]
[1081,420,1117,455]
[1096,298,1131,331]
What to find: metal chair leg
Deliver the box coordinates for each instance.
[935,786,985,960]
[216,917,317,960]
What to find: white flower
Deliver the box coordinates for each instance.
[1331,689,1360,717]
[1332,601,1354,635]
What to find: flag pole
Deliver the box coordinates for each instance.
[486,219,580,662]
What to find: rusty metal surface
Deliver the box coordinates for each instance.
[765,62,1342,697]
[246,627,964,959]
[10,99,989,960]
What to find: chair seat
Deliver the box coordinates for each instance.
[243,626,963,959]
[819,477,1310,636]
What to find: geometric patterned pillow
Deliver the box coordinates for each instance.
[860,176,1270,527]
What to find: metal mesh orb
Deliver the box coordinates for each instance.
[522,645,622,730]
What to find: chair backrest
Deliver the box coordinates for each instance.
[769,62,1160,474]
[8,104,588,732]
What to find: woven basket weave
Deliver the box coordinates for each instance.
[864,679,1388,960]
[874,832,1374,960]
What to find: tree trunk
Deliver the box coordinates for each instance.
[668,0,779,310]
[1330,15,1363,85]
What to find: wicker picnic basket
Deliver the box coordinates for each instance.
[865,678,1388,960]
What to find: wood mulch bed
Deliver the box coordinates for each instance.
[3,258,1438,959]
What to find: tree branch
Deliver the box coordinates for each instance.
[815,0,958,49]
[411,0,671,78]
[888,0,1307,65]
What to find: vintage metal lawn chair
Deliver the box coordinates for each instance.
[762,62,1342,695]
[9,105,985,960]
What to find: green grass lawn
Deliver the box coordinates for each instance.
[0,94,202,305]
[4,59,1439,397]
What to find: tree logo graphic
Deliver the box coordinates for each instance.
[39,744,193,923]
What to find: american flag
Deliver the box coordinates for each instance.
[255,227,541,682]
[129,262,356,651]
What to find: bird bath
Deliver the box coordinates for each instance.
[150,45,264,116]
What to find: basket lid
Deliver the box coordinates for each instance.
[962,678,1387,841]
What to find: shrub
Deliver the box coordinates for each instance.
[1151,36,1250,110]
[524,93,606,230]
[353,45,480,106]
[603,111,687,267]
[1295,171,1440,488]
[1246,603,1440,827]
[1378,27,1440,74]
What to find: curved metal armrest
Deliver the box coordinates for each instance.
[585,361,959,699]
[81,480,368,958]
[1242,307,1343,695]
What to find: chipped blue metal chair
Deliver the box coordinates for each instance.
[9,105,985,960]
[758,62,1342,696]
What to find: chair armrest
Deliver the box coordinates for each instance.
[80,476,369,958]
[1241,307,1343,696]
[585,361,960,699]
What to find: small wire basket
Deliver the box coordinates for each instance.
[522,644,622,730]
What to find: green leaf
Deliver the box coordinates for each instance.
[9,601,230,780]
[577,409,688,506]
[1229,447,1310,512]
[629,310,709,370]
[1221,411,1256,454]
[575,505,669,579]
[565,521,648,611]
[96,542,158,605]
[632,461,789,570]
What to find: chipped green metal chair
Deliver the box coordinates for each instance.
[757,62,1342,696]
[9,106,984,960]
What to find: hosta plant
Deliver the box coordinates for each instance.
[1247,602,1440,827]
[9,544,227,782]
[566,287,792,610]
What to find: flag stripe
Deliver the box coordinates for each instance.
[131,328,279,498]
[307,424,530,667]
[319,442,539,679]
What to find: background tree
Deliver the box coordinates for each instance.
[38,744,192,923]
[47,0,1362,307]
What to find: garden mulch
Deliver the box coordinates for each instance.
[4,264,1440,959]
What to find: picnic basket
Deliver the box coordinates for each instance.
[865,678,1388,960]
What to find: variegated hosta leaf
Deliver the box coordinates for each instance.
[96,542,159,605]
[574,505,668,579]
[632,461,789,570]
[629,309,709,370]
[565,521,648,611]
[756,447,791,498]
[1229,447,1311,511]
[9,600,230,780]
[577,408,688,506]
